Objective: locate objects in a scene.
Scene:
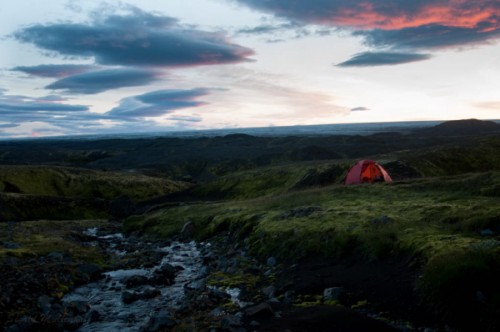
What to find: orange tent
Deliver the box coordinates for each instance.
[344,160,392,185]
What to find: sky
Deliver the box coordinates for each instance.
[1,0,499,138]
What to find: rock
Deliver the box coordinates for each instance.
[371,215,394,226]
[5,316,39,332]
[4,256,19,266]
[141,251,165,268]
[250,320,260,327]
[471,239,500,250]
[194,294,212,308]
[244,302,274,318]
[221,314,242,329]
[480,229,494,236]
[37,295,54,314]
[122,290,140,304]
[125,275,150,288]
[155,263,178,279]
[323,287,345,301]
[66,300,90,315]
[210,307,225,317]
[63,316,85,330]
[141,287,161,299]
[181,221,195,238]
[144,312,176,332]
[48,303,65,317]
[198,265,210,277]
[280,206,322,219]
[203,252,216,265]
[264,269,273,277]
[88,309,102,322]
[152,263,180,285]
[46,251,64,261]
[185,278,206,291]
[283,290,295,304]
[262,285,276,299]
[476,291,487,303]
[3,242,20,249]
[209,288,231,300]
[76,263,102,281]
[266,257,277,267]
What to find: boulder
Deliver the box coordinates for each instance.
[5,316,39,332]
[125,275,150,288]
[266,257,277,267]
[144,312,176,332]
[323,287,345,301]
[37,295,54,314]
[66,300,90,315]
[371,215,394,226]
[122,290,140,304]
[221,314,242,329]
[141,287,161,300]
[262,285,276,299]
[480,229,494,236]
[180,221,195,239]
[185,278,206,291]
[280,206,322,219]
[76,263,102,281]
[3,242,20,249]
[46,251,64,262]
[244,302,274,318]
[88,309,102,322]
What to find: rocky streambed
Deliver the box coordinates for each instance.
[3,226,435,332]
[61,229,207,331]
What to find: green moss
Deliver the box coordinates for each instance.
[0,219,108,264]
[0,165,191,202]
[418,248,500,325]
[207,271,260,292]
[127,171,500,265]
[125,168,500,329]
[351,299,370,309]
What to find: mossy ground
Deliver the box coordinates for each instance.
[125,165,500,329]
[0,165,191,202]
[2,130,500,329]
[0,219,109,263]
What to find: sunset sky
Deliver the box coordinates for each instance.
[1,0,499,137]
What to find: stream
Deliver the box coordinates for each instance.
[62,228,209,331]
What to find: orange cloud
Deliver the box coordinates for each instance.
[322,2,499,30]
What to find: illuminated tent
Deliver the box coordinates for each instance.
[344,160,392,185]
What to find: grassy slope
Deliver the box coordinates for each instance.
[0,219,108,262]
[0,165,192,221]
[0,165,191,202]
[124,139,500,328]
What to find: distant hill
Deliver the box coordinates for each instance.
[413,119,500,136]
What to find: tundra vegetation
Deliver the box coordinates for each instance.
[0,120,499,330]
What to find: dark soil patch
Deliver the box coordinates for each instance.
[275,255,435,327]
[254,305,399,331]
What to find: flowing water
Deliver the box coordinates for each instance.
[62,229,208,331]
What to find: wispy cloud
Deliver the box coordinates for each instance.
[11,64,98,78]
[355,25,500,50]
[0,91,89,114]
[337,52,431,67]
[474,101,500,110]
[351,107,370,112]
[235,1,499,32]
[236,0,500,64]
[107,88,211,118]
[14,7,254,67]
[167,115,203,122]
[45,68,161,94]
[0,123,19,129]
